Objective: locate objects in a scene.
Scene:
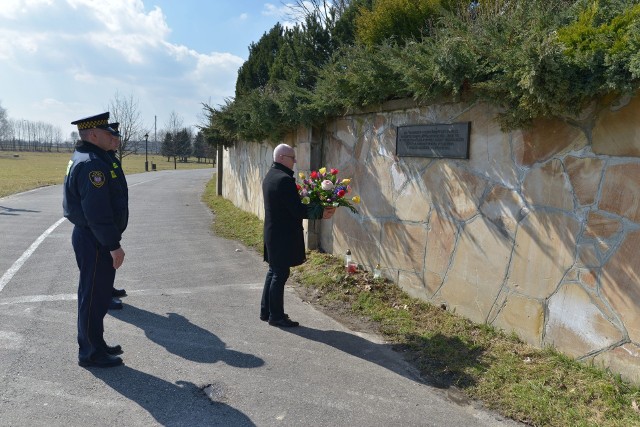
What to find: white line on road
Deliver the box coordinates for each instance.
[0,283,264,305]
[0,217,66,293]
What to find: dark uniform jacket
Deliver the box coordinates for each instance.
[63,141,129,251]
[263,162,321,268]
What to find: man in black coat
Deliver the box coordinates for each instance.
[63,112,128,367]
[261,144,335,327]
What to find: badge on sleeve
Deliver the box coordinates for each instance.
[89,171,106,188]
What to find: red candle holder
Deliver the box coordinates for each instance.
[347,262,357,274]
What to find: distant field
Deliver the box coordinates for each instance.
[0,151,214,198]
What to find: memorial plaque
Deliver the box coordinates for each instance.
[396,122,471,159]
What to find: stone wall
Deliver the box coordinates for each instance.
[222,93,640,383]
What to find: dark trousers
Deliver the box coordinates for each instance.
[260,265,290,321]
[72,226,115,360]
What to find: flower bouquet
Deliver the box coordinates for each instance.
[297,167,360,214]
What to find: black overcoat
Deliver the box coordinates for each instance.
[263,162,316,268]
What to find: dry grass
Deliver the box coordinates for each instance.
[0,151,214,198]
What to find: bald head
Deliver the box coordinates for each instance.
[273,144,293,161]
[273,143,296,169]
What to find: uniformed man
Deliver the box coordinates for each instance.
[106,122,127,310]
[63,112,128,368]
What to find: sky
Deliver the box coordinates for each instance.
[0,0,303,141]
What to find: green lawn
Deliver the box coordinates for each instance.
[0,151,213,198]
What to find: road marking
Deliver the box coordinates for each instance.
[0,217,66,293]
[0,283,264,305]
[129,177,161,187]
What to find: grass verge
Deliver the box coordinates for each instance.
[202,177,640,426]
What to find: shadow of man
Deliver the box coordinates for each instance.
[110,305,263,368]
[286,325,483,389]
[282,325,426,384]
[91,365,256,426]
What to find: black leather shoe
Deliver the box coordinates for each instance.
[105,344,123,355]
[268,318,299,327]
[108,298,123,310]
[260,313,289,322]
[78,354,123,368]
[112,288,127,297]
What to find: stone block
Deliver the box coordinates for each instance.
[509,211,580,299]
[545,283,623,358]
[458,103,519,187]
[593,94,640,157]
[421,162,486,221]
[522,159,574,210]
[380,221,428,272]
[480,184,527,237]
[332,214,382,270]
[564,156,605,206]
[439,217,512,324]
[398,271,428,300]
[577,243,600,268]
[600,163,640,223]
[600,229,640,343]
[334,117,357,150]
[584,211,621,239]
[493,293,544,346]
[592,344,640,384]
[513,117,587,167]
[425,210,457,293]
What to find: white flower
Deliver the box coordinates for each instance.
[321,180,334,191]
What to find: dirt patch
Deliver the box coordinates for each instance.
[291,282,385,337]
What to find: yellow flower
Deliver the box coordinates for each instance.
[341,178,351,185]
[319,167,326,175]
[299,172,306,179]
[352,195,361,204]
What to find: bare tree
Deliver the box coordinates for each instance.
[163,110,184,137]
[0,101,8,143]
[106,91,144,162]
[284,0,352,27]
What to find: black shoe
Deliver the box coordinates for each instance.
[112,288,127,298]
[268,317,299,327]
[78,354,123,368]
[105,344,123,355]
[260,313,289,322]
[108,298,123,310]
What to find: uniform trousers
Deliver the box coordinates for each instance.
[72,226,115,361]
[260,265,290,321]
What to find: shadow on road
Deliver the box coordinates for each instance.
[91,365,256,426]
[283,325,428,384]
[0,205,40,216]
[110,305,264,368]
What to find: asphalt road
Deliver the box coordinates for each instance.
[0,168,521,426]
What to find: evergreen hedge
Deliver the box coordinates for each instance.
[203,0,640,143]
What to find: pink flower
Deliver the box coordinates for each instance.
[331,168,339,175]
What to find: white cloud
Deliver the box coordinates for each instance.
[0,0,257,137]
